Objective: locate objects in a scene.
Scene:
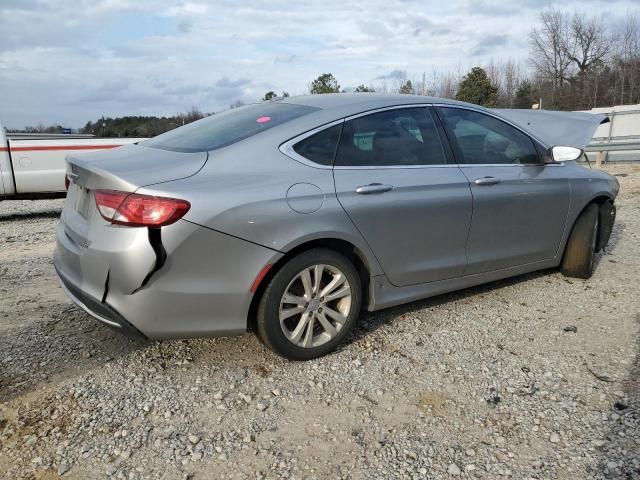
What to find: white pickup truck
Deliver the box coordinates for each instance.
[1,122,144,200]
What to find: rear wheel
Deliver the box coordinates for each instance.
[561,203,600,279]
[256,249,361,360]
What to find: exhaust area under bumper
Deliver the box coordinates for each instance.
[55,262,147,341]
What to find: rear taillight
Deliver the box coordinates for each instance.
[64,175,70,190]
[94,190,190,227]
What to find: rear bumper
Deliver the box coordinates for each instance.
[54,216,282,340]
[55,263,147,341]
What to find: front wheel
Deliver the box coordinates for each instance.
[561,203,600,279]
[256,249,362,360]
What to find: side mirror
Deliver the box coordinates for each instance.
[549,146,583,162]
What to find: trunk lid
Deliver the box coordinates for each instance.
[65,143,208,192]
[60,144,207,281]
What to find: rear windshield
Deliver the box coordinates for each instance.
[142,103,318,153]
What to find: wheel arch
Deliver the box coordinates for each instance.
[246,237,373,332]
[563,193,615,258]
[587,194,616,252]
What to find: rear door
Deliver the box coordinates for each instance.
[436,106,570,274]
[333,106,472,286]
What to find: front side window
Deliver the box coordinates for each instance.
[335,108,446,167]
[142,103,318,153]
[438,108,540,165]
[292,124,342,166]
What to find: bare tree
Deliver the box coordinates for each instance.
[484,58,502,93]
[619,12,640,104]
[370,80,389,94]
[566,13,614,73]
[503,58,521,107]
[393,71,409,93]
[436,72,458,99]
[530,9,573,104]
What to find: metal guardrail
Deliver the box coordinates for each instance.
[583,108,640,166]
[585,140,640,153]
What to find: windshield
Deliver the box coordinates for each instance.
[142,103,318,153]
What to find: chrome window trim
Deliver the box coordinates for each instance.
[333,164,459,170]
[343,103,431,121]
[333,162,564,171]
[458,163,565,168]
[280,102,563,169]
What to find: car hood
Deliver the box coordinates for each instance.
[495,109,609,149]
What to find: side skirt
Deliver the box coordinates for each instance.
[368,258,559,311]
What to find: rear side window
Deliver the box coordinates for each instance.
[142,103,318,153]
[292,124,342,166]
[335,108,447,167]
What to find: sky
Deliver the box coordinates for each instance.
[0,0,637,129]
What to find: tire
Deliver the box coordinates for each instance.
[561,203,600,279]
[256,248,362,360]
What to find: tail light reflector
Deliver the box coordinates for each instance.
[250,263,273,293]
[94,190,190,227]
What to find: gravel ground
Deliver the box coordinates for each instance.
[0,165,639,480]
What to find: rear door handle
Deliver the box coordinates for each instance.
[355,183,394,194]
[474,176,501,186]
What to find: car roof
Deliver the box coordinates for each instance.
[279,93,467,115]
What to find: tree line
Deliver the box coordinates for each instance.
[8,106,208,137]
[8,8,638,136]
[332,8,639,110]
[79,106,207,138]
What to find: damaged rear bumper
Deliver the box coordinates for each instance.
[53,217,282,339]
[55,263,147,341]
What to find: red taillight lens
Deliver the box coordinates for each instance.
[94,190,190,227]
[64,175,70,190]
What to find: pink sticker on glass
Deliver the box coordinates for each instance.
[256,116,272,123]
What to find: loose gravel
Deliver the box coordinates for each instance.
[1,166,639,479]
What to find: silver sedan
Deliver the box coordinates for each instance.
[54,94,619,360]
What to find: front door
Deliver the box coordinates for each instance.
[436,106,570,275]
[333,106,473,287]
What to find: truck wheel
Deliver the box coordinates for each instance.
[256,248,361,360]
[561,203,600,279]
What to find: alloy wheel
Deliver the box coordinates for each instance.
[278,264,352,348]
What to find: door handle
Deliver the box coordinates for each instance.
[355,183,394,194]
[474,177,501,186]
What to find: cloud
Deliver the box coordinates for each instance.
[472,34,510,56]
[178,19,194,33]
[274,54,298,64]
[164,2,209,17]
[215,77,252,89]
[0,0,637,128]
[374,70,406,81]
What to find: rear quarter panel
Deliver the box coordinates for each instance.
[136,133,385,276]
